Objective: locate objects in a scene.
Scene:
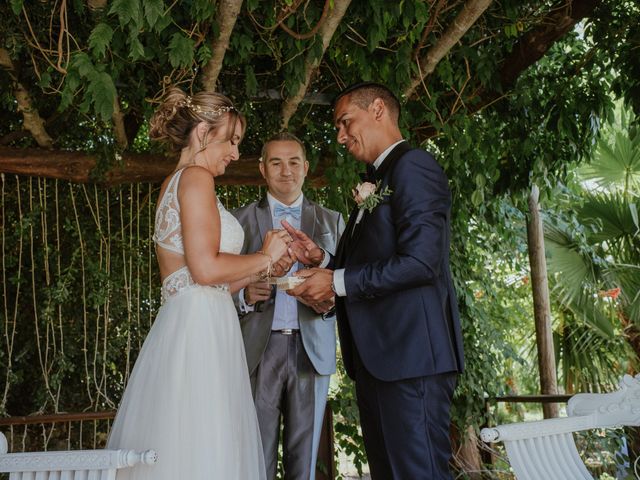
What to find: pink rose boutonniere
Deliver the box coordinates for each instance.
[352,181,392,214]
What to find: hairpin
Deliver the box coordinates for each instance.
[179,96,235,119]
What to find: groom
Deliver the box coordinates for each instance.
[286,82,465,479]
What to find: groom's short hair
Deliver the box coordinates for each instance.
[259,132,307,162]
[334,82,401,122]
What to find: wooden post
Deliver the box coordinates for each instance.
[526,185,559,419]
[315,403,336,479]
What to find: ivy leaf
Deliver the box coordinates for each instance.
[191,0,215,21]
[89,23,114,58]
[168,33,194,68]
[144,0,164,30]
[72,52,97,78]
[108,0,142,29]
[129,35,146,60]
[59,70,80,111]
[87,72,117,122]
[153,12,172,33]
[37,70,52,89]
[10,0,23,15]
[471,189,484,208]
[196,44,213,66]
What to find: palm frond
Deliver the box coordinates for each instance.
[555,316,631,393]
[580,192,640,245]
[544,221,599,306]
[579,106,640,194]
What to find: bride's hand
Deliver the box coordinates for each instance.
[260,229,292,263]
[271,251,297,277]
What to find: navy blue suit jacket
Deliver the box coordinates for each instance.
[334,142,464,382]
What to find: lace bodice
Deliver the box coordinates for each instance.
[153,168,245,302]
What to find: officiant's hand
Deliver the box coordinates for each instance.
[281,220,324,267]
[296,296,335,314]
[245,281,272,306]
[287,268,334,303]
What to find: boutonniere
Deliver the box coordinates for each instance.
[352,181,392,214]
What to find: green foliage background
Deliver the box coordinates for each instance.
[1,0,640,475]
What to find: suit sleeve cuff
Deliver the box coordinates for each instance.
[318,248,330,268]
[238,288,256,314]
[333,269,347,297]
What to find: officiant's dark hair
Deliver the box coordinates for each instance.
[260,132,307,163]
[334,82,401,122]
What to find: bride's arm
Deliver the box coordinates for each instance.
[179,167,288,285]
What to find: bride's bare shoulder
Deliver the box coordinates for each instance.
[177,166,216,196]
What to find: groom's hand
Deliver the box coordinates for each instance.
[287,268,334,303]
[281,220,324,267]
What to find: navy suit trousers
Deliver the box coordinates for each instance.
[353,348,457,479]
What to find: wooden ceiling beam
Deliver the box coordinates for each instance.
[0,147,328,186]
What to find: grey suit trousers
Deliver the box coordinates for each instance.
[251,331,330,480]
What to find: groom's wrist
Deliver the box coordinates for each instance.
[332,269,347,297]
[315,248,328,268]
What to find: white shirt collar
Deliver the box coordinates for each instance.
[266,192,304,212]
[373,139,405,170]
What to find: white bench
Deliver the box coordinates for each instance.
[0,432,156,480]
[480,374,640,480]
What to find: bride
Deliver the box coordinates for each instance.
[107,88,291,479]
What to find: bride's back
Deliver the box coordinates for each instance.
[153,169,188,281]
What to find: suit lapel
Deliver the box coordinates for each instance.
[256,196,272,241]
[373,140,411,182]
[341,141,413,260]
[335,205,359,267]
[300,197,316,241]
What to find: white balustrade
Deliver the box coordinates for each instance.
[0,432,156,480]
[481,374,640,480]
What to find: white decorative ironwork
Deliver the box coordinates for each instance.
[0,432,156,477]
[480,374,640,480]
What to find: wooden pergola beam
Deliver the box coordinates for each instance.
[0,147,328,186]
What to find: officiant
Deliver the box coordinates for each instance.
[232,132,345,480]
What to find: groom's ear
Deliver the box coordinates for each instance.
[372,98,385,120]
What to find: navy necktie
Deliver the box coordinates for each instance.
[273,204,301,221]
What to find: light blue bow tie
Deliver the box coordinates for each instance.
[273,204,301,221]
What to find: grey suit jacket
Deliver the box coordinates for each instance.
[232,196,345,376]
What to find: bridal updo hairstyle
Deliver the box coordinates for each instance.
[149,88,245,152]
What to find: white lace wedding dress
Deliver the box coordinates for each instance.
[107,168,266,479]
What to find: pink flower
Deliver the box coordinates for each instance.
[353,182,377,206]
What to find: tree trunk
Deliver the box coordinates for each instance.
[200,0,244,91]
[403,0,493,99]
[527,184,559,419]
[280,0,353,128]
[452,425,483,479]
